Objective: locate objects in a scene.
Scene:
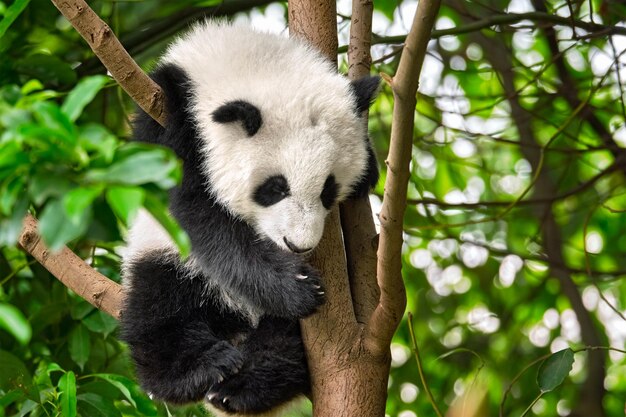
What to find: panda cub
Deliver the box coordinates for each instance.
[121,21,379,416]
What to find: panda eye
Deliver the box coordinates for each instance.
[253,175,290,207]
[320,175,338,209]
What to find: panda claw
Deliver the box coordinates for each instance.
[296,274,308,280]
[318,291,325,295]
[207,393,217,401]
[223,397,229,404]
[313,284,321,289]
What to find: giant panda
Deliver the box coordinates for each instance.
[120,21,379,416]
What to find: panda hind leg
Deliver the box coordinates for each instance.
[206,317,310,414]
[121,249,248,403]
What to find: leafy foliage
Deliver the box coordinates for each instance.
[1,0,625,416]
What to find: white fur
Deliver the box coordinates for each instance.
[161,21,369,251]
[124,209,264,324]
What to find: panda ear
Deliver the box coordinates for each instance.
[350,76,381,114]
[212,100,263,136]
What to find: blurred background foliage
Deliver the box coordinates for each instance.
[0,0,625,416]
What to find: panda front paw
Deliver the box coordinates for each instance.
[280,263,325,319]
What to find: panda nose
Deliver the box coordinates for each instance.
[283,237,313,254]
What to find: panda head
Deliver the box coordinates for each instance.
[163,22,379,254]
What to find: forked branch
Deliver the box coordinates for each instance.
[50,0,166,125]
[365,0,441,353]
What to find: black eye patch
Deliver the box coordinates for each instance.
[320,175,338,209]
[212,100,262,136]
[253,175,290,207]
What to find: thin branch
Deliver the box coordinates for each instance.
[51,0,166,126]
[337,11,626,53]
[407,163,621,208]
[18,214,123,319]
[347,0,373,80]
[582,203,626,321]
[78,0,277,75]
[408,313,444,417]
[341,0,379,324]
[365,0,441,354]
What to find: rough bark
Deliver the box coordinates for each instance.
[51,0,166,126]
[342,0,380,324]
[288,0,338,63]
[18,214,123,319]
[365,0,440,351]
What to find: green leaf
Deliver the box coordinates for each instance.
[63,185,103,223]
[129,385,158,416]
[88,374,156,415]
[92,374,136,408]
[61,76,109,122]
[0,175,26,216]
[45,362,64,375]
[29,174,73,205]
[0,351,33,397]
[0,389,24,407]
[374,0,397,20]
[106,186,145,224]
[0,0,31,38]
[82,310,118,337]
[0,194,28,246]
[77,393,121,417]
[0,303,31,345]
[144,194,191,258]
[0,141,28,170]
[85,147,180,188]
[58,371,77,417]
[39,198,92,251]
[68,324,90,370]
[21,79,44,95]
[32,101,76,142]
[78,124,117,162]
[15,54,77,88]
[537,348,575,393]
[70,300,94,320]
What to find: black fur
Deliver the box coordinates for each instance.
[320,175,338,209]
[122,63,379,414]
[348,76,380,198]
[253,175,290,207]
[212,100,263,136]
[350,75,381,114]
[122,251,310,409]
[350,144,380,199]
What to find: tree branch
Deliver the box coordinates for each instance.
[341,0,380,324]
[364,0,441,354]
[337,10,626,53]
[78,0,277,75]
[18,214,123,319]
[51,0,166,126]
[406,162,621,208]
